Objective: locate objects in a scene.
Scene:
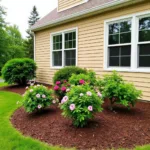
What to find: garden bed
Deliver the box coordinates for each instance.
[1,85,150,150]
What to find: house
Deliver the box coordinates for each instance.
[31,0,150,101]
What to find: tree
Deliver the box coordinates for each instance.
[6,25,25,58]
[24,6,40,59]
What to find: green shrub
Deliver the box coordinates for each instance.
[69,70,96,86]
[53,66,87,84]
[60,84,103,127]
[2,58,37,85]
[23,85,54,113]
[98,71,142,110]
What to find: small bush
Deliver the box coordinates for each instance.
[69,70,96,86]
[53,66,87,84]
[23,85,54,113]
[60,84,103,127]
[98,71,142,110]
[2,58,37,85]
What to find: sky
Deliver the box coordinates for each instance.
[1,0,57,38]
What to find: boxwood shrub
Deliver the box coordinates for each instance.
[2,58,37,85]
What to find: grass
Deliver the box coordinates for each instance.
[0,82,149,150]
[0,82,8,87]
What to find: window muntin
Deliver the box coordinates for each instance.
[52,30,76,67]
[138,16,150,67]
[108,20,131,67]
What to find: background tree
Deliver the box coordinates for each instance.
[24,6,40,59]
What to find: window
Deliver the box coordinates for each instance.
[105,12,150,72]
[51,29,77,67]
[108,20,131,67]
[138,16,150,67]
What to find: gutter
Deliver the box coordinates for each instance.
[31,0,144,31]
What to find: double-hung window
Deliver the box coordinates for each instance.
[105,11,150,72]
[51,28,77,68]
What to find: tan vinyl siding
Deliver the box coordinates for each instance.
[35,1,150,101]
[58,0,85,11]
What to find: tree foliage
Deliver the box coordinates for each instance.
[24,6,40,59]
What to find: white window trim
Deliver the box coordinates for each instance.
[104,10,150,73]
[50,27,78,69]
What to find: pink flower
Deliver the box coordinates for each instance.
[88,106,93,111]
[56,81,61,85]
[38,104,42,109]
[25,86,28,89]
[66,89,70,92]
[52,100,56,104]
[30,83,34,86]
[36,94,40,98]
[54,85,59,91]
[63,80,67,83]
[42,94,46,98]
[61,86,66,92]
[97,92,102,97]
[61,96,68,104]
[69,104,75,111]
[79,79,85,85]
[87,91,92,96]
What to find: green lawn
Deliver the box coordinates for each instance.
[0,82,8,87]
[0,83,149,150]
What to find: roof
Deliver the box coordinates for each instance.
[31,0,142,31]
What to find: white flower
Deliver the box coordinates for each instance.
[30,83,34,86]
[30,89,33,92]
[80,93,84,97]
[42,94,46,98]
[25,86,28,89]
[36,94,40,98]
[86,91,92,96]
[52,100,56,104]
[61,96,68,104]
[38,104,42,109]
[37,84,40,87]
[66,89,70,92]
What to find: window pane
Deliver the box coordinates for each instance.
[120,32,131,43]
[53,34,62,50]
[139,30,150,42]
[139,17,150,30]
[109,57,119,66]
[139,56,150,67]
[65,50,76,66]
[121,46,131,55]
[53,51,62,66]
[109,23,119,34]
[139,44,150,55]
[109,47,119,56]
[109,34,119,45]
[120,20,131,33]
[65,31,76,49]
[121,56,131,67]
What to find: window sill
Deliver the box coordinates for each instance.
[51,67,63,70]
[104,67,150,73]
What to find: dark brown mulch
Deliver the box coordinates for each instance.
[1,85,150,150]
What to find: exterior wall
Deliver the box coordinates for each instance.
[35,2,150,101]
[58,0,86,12]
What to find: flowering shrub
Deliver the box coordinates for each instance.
[98,71,142,110]
[53,66,87,84]
[60,84,103,127]
[23,85,54,113]
[53,80,71,99]
[69,70,96,86]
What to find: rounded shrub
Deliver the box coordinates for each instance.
[53,66,87,84]
[60,84,103,127]
[98,71,142,110]
[2,58,37,85]
[23,85,54,113]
